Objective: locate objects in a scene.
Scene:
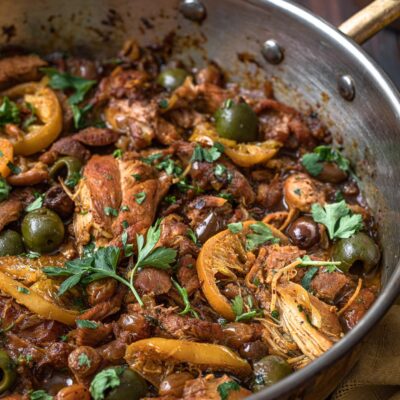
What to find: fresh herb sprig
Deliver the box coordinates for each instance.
[172,279,199,318]
[231,295,262,322]
[41,68,96,105]
[301,145,350,176]
[41,68,96,128]
[298,255,342,290]
[43,219,177,307]
[191,143,224,163]
[297,255,341,268]
[311,200,363,240]
[245,221,279,251]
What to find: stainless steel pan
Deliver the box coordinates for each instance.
[1,0,399,398]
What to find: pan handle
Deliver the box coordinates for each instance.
[338,0,400,44]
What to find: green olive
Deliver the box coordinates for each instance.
[0,349,16,394]
[105,368,147,400]
[252,355,292,391]
[21,208,65,253]
[156,68,189,91]
[214,100,258,142]
[0,230,24,256]
[49,156,82,188]
[332,232,380,273]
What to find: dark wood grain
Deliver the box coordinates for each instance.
[294,0,400,87]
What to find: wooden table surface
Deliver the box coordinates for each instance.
[294,0,400,88]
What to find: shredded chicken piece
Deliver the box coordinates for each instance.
[270,260,302,312]
[277,282,335,360]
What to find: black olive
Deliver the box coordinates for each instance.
[195,212,226,243]
[287,216,320,249]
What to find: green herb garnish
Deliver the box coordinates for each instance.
[25,193,44,212]
[78,353,91,367]
[172,279,199,318]
[0,178,11,201]
[29,390,52,400]
[301,145,350,176]
[44,220,176,307]
[231,295,262,322]
[245,221,279,251]
[227,222,243,234]
[0,97,20,126]
[76,320,98,329]
[191,143,224,163]
[311,200,363,240]
[90,367,125,400]
[301,267,319,291]
[113,149,123,159]
[104,206,118,217]
[65,171,82,188]
[187,229,198,246]
[217,381,240,400]
[134,192,146,205]
[71,103,93,129]
[42,68,96,105]
[7,161,21,175]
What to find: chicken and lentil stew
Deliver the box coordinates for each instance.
[0,39,380,400]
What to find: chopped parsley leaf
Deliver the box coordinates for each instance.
[90,367,125,400]
[187,229,198,246]
[0,97,20,126]
[7,161,21,175]
[0,178,11,201]
[25,193,44,212]
[141,152,163,165]
[65,171,82,188]
[217,381,241,400]
[71,103,93,129]
[301,145,350,176]
[164,195,177,204]
[231,295,262,322]
[41,68,97,105]
[191,143,224,163]
[172,278,199,318]
[121,230,133,257]
[29,390,52,400]
[113,149,123,158]
[76,320,98,329]
[78,353,91,367]
[104,206,118,217]
[271,310,280,320]
[245,221,279,251]
[121,220,129,229]
[227,222,243,234]
[134,192,146,205]
[301,266,319,291]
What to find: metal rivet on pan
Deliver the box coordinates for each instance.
[261,39,284,65]
[338,75,355,101]
[179,0,207,22]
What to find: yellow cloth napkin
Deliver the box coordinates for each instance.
[332,305,400,400]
